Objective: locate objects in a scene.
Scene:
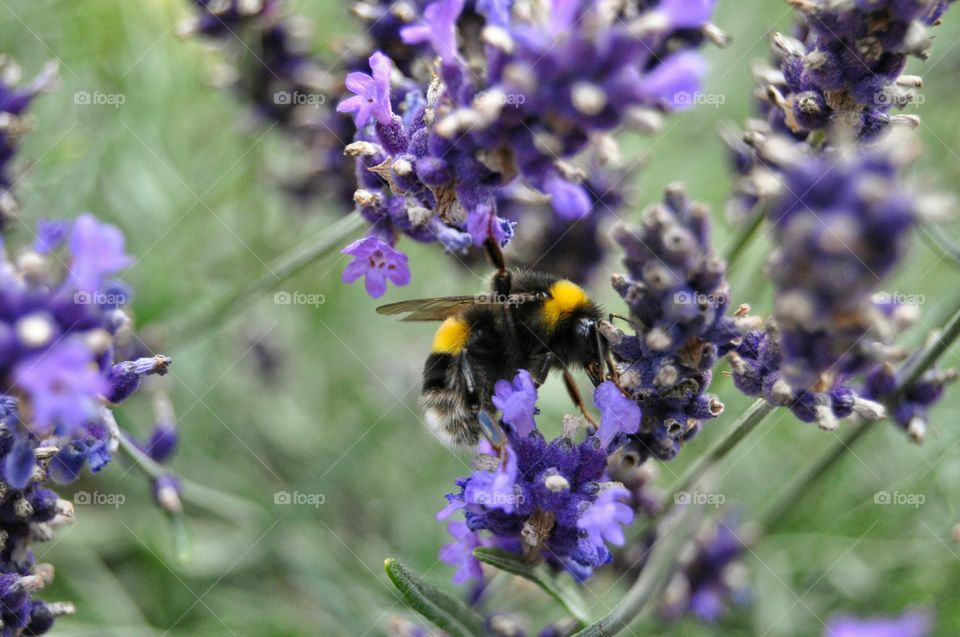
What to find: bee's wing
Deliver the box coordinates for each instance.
[376,293,541,321]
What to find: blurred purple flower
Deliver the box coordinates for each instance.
[33,219,68,254]
[825,611,932,637]
[12,339,107,434]
[400,0,465,64]
[439,520,487,584]
[67,214,133,292]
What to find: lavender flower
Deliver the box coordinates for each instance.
[0,214,173,634]
[825,610,932,637]
[729,324,887,430]
[731,134,945,430]
[183,0,357,206]
[66,213,134,292]
[333,0,726,294]
[12,340,108,435]
[491,369,538,437]
[341,235,412,298]
[863,359,956,443]
[337,52,395,127]
[105,355,172,404]
[438,520,489,584]
[438,371,634,582]
[605,185,744,461]
[400,0,464,65]
[0,57,56,230]
[660,516,751,622]
[755,0,954,141]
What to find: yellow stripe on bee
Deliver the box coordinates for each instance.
[542,280,589,329]
[432,316,470,354]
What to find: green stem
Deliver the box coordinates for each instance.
[759,300,960,531]
[666,399,776,513]
[723,210,765,268]
[117,432,267,524]
[918,223,960,269]
[166,211,365,346]
[573,497,704,636]
[581,400,776,636]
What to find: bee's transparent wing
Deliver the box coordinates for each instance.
[376,293,541,321]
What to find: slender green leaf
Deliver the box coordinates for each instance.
[473,548,589,626]
[384,558,486,637]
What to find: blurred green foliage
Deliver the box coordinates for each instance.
[3,0,960,635]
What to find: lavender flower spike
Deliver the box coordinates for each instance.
[439,371,635,583]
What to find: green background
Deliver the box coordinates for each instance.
[2,0,960,635]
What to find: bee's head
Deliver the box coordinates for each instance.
[574,315,607,386]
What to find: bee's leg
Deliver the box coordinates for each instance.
[478,411,507,452]
[459,349,481,412]
[591,319,621,387]
[528,351,556,386]
[460,350,506,451]
[562,368,599,427]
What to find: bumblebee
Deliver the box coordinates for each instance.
[377,268,612,448]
